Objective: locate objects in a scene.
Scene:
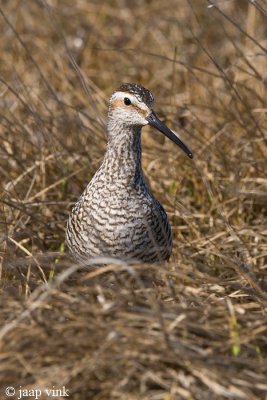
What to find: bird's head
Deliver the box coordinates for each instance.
[108,83,193,159]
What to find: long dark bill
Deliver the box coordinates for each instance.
[146,111,193,159]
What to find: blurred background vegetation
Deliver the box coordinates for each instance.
[0,0,266,399]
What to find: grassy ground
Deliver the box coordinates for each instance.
[0,0,267,399]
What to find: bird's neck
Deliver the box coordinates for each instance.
[101,125,144,187]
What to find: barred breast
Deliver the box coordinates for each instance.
[66,83,192,264]
[66,176,172,263]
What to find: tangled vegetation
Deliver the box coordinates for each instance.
[0,1,266,399]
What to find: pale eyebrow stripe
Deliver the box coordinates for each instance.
[111,92,148,111]
[111,92,135,102]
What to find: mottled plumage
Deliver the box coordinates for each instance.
[118,83,154,107]
[66,83,193,263]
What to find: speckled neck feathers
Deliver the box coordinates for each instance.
[66,83,173,263]
[101,125,144,188]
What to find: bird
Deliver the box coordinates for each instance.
[66,83,193,263]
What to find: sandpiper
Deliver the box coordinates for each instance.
[66,83,193,263]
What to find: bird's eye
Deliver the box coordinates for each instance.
[124,97,131,106]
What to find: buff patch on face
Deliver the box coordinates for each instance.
[115,83,154,108]
[109,91,150,116]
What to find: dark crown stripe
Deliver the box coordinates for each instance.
[116,83,154,107]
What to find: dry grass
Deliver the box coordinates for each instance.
[0,0,267,399]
